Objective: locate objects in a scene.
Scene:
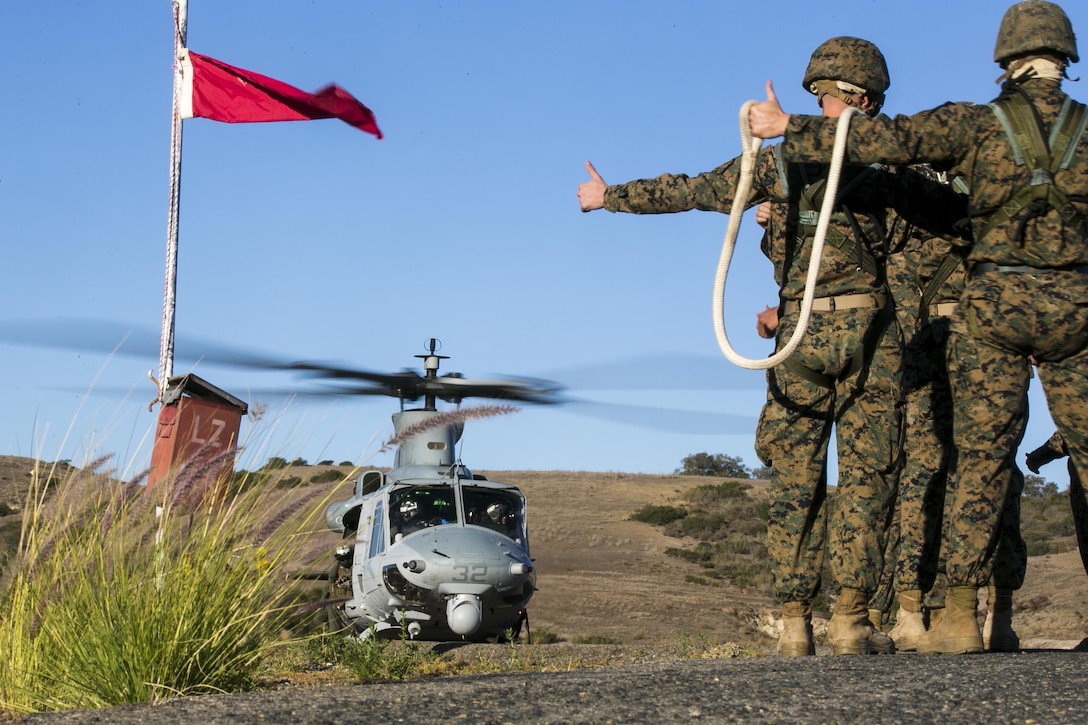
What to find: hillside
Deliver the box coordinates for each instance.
[3,456,1087,649]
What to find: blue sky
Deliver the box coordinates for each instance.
[1,1,1082,486]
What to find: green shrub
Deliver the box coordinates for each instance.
[230,469,271,494]
[676,453,751,478]
[630,504,687,525]
[274,476,304,489]
[309,469,344,484]
[1020,490,1077,556]
[641,481,771,593]
[686,481,752,504]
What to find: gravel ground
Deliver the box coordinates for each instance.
[18,648,1088,724]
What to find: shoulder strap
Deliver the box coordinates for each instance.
[977,95,1088,242]
[772,142,790,198]
[918,246,968,322]
[1051,97,1088,170]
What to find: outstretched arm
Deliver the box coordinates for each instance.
[748,81,790,140]
[578,160,607,212]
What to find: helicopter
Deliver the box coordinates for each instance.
[317,338,559,641]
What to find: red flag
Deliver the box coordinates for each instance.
[179,49,382,138]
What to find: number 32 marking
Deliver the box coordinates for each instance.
[452,564,488,582]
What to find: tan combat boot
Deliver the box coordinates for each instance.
[888,589,927,652]
[983,586,1020,652]
[918,585,982,654]
[777,600,815,656]
[869,608,885,632]
[828,588,895,655]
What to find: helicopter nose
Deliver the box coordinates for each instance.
[447,594,483,636]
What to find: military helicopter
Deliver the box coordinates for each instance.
[317,339,558,641]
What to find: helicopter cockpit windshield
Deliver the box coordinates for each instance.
[389,486,458,540]
[463,486,527,547]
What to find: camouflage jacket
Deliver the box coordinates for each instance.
[603,144,964,301]
[887,170,972,334]
[782,78,1088,268]
[887,226,969,335]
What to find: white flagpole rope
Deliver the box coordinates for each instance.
[713,103,858,370]
[158,0,189,402]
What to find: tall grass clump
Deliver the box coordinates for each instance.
[0,452,334,717]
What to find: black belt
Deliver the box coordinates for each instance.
[973,262,1088,275]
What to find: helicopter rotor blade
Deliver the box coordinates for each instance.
[0,317,293,370]
[0,318,567,405]
[3,317,763,437]
[541,353,764,392]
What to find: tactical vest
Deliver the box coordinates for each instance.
[774,143,885,280]
[772,146,893,388]
[978,93,1088,244]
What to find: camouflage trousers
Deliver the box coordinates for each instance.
[945,270,1088,587]
[870,318,953,615]
[872,316,1028,614]
[756,305,902,603]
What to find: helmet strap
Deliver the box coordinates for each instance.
[809,79,882,117]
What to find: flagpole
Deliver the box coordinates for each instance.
[159,0,188,401]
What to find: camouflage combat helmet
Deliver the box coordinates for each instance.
[802,37,890,114]
[994,0,1079,66]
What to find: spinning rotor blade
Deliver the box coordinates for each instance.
[543,353,764,392]
[0,318,564,404]
[3,317,758,434]
[427,375,562,404]
[272,376,563,405]
[0,317,291,370]
[561,399,756,435]
[285,363,563,404]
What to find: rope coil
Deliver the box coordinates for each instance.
[714,102,859,369]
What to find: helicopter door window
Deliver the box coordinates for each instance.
[369,500,386,558]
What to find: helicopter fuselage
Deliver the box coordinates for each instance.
[326,461,535,641]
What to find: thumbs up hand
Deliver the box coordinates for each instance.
[748,81,790,139]
[578,160,607,212]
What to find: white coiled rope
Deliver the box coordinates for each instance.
[713,102,859,369]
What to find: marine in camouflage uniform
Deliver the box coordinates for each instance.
[881,186,1028,652]
[748,0,1086,654]
[578,37,964,656]
[877,211,965,643]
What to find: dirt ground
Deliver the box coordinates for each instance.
[4,456,1088,650]
[482,469,1088,649]
[479,470,775,646]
